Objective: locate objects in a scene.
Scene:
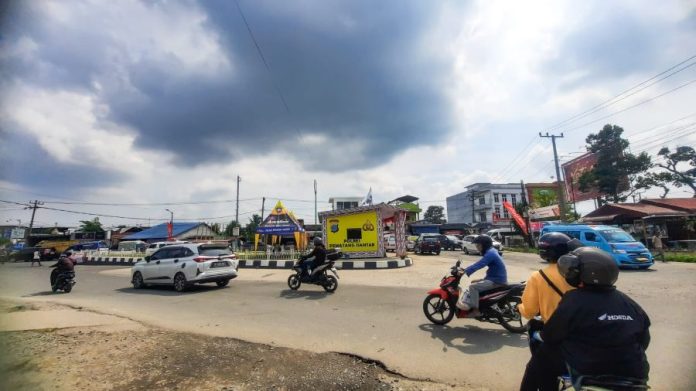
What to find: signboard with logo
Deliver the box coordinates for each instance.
[529,204,560,220]
[10,228,26,239]
[326,211,379,253]
[526,185,559,208]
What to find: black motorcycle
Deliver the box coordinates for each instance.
[50,268,76,293]
[287,248,342,292]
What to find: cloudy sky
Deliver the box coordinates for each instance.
[1,0,695,228]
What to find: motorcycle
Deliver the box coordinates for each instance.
[422,260,528,333]
[287,248,342,292]
[50,268,76,293]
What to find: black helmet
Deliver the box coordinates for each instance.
[473,234,493,251]
[313,237,323,247]
[538,232,573,262]
[558,247,619,288]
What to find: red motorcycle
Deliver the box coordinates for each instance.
[422,260,528,333]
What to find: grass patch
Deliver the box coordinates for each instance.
[665,252,696,263]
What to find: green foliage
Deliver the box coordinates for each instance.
[209,223,222,234]
[531,189,558,208]
[225,220,241,237]
[637,146,696,197]
[665,252,696,263]
[79,218,103,233]
[244,214,263,241]
[423,205,446,224]
[578,124,652,203]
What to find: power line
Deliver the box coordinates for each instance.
[42,198,263,206]
[545,54,696,132]
[562,77,696,134]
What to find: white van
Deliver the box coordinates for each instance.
[384,234,396,252]
[486,228,514,242]
[118,240,147,253]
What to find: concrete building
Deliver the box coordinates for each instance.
[446,183,526,225]
[328,197,362,211]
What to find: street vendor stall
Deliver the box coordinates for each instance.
[319,203,408,259]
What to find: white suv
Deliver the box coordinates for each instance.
[131,243,238,292]
[144,240,188,256]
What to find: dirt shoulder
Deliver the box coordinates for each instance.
[0,300,474,391]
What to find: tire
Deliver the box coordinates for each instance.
[132,272,145,289]
[173,272,188,292]
[63,283,72,293]
[52,285,58,293]
[436,251,441,255]
[287,274,301,290]
[216,279,229,287]
[422,294,455,325]
[463,247,469,255]
[497,296,528,333]
[323,275,338,293]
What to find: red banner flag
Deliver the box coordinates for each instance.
[167,222,173,240]
[502,201,528,236]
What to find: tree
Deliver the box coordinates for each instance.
[79,217,103,232]
[637,146,696,197]
[423,206,446,224]
[577,124,652,203]
[244,214,263,241]
[531,190,558,209]
[209,222,222,234]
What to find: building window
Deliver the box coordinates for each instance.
[479,212,487,222]
[503,209,510,219]
[502,194,508,203]
[494,193,499,203]
[511,194,517,204]
[494,206,501,219]
[478,196,485,205]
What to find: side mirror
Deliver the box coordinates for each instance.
[144,256,151,262]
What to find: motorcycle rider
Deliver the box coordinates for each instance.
[534,247,650,388]
[298,237,326,278]
[519,233,582,391]
[458,235,507,315]
[50,253,76,289]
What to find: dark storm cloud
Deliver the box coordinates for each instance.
[1,0,459,171]
[546,5,669,84]
[0,129,126,193]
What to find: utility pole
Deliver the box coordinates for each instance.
[539,132,567,222]
[261,197,266,221]
[25,200,43,241]
[235,175,241,223]
[313,179,317,225]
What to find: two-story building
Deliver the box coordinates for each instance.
[328,197,362,211]
[446,183,525,225]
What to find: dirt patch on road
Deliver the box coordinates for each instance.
[0,301,473,391]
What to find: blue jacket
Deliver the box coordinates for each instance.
[465,248,507,284]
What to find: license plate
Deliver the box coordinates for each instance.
[636,257,648,262]
[211,261,228,268]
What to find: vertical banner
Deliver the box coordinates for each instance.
[502,201,528,236]
[167,222,173,240]
[394,211,407,259]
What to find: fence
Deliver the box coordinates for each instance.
[80,249,304,261]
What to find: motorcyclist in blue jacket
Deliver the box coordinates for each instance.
[459,235,507,315]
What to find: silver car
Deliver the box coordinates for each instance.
[461,235,504,255]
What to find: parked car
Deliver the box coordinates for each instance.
[414,237,441,255]
[131,243,238,292]
[144,240,189,256]
[445,235,464,250]
[384,234,396,252]
[65,241,109,253]
[418,233,457,251]
[461,235,504,255]
[540,224,653,269]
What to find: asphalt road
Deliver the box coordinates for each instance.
[1,253,695,390]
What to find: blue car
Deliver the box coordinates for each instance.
[540,224,653,269]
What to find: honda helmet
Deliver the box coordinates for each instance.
[558,247,618,288]
[538,232,573,263]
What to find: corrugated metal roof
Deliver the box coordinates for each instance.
[122,222,206,240]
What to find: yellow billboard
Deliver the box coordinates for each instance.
[326,211,379,253]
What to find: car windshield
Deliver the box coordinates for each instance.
[424,237,438,242]
[598,230,635,243]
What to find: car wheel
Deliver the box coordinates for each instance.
[173,272,188,292]
[132,272,146,289]
[436,251,441,255]
[216,279,229,287]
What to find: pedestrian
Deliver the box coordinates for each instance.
[31,249,42,266]
[651,231,666,262]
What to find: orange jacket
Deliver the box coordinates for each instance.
[518,263,574,321]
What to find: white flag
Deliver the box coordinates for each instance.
[361,187,373,206]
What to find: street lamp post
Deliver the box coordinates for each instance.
[165,209,174,240]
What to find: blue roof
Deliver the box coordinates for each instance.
[122,222,205,240]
